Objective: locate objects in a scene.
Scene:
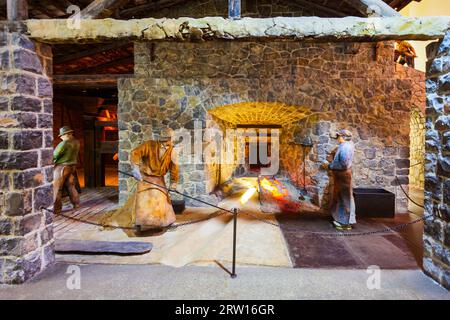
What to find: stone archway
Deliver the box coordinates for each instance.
[409,105,425,189]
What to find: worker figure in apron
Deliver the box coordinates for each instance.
[325,129,356,231]
[53,126,81,214]
[130,128,179,230]
[395,40,417,68]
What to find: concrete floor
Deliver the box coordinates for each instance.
[0,263,448,300]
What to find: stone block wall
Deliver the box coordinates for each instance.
[423,31,450,290]
[119,40,425,211]
[0,29,54,284]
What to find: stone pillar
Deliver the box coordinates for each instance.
[423,30,450,290]
[0,26,54,284]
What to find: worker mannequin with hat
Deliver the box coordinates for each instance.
[130,128,179,231]
[325,129,356,231]
[53,126,81,214]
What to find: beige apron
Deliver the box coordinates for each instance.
[134,174,176,227]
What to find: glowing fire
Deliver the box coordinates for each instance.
[240,187,257,205]
[97,109,118,131]
[259,178,288,199]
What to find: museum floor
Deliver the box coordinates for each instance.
[1,263,449,300]
[54,187,424,270]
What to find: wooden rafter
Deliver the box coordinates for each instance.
[78,0,130,19]
[345,0,401,17]
[53,74,132,88]
[67,55,133,74]
[293,0,347,17]
[119,0,186,18]
[35,0,67,17]
[54,42,131,64]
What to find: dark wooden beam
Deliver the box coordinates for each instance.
[293,0,347,17]
[53,0,76,13]
[67,55,133,74]
[119,0,186,18]
[35,0,67,18]
[54,42,131,64]
[7,0,28,21]
[343,0,368,15]
[78,0,129,19]
[345,0,401,17]
[53,74,133,88]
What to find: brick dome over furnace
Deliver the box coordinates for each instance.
[208,102,312,126]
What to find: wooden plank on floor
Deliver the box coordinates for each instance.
[54,187,119,236]
[55,239,152,254]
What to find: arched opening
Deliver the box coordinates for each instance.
[408,105,425,213]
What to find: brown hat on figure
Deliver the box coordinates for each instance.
[58,126,74,137]
[336,129,353,140]
[157,128,174,142]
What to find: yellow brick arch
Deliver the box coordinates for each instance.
[208,102,312,126]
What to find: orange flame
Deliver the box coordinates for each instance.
[260,178,289,199]
[97,109,117,131]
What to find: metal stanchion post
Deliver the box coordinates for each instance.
[231,207,238,278]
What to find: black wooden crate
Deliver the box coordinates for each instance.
[353,188,395,218]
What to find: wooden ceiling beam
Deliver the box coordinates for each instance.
[35,0,67,17]
[119,0,186,18]
[51,0,76,15]
[345,0,401,17]
[53,74,132,88]
[54,42,131,64]
[293,0,347,17]
[78,0,130,19]
[67,55,134,74]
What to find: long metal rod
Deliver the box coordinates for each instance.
[231,207,238,278]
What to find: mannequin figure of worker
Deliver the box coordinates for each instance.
[395,40,417,68]
[324,129,356,231]
[130,128,179,231]
[53,126,80,215]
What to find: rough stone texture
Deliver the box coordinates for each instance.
[118,40,425,211]
[25,16,450,44]
[423,30,450,290]
[0,29,54,285]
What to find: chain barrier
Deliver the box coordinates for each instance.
[46,170,429,237]
[41,207,229,232]
[239,210,433,237]
[240,174,429,237]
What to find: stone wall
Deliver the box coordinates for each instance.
[0,28,54,284]
[423,31,450,290]
[119,40,425,211]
